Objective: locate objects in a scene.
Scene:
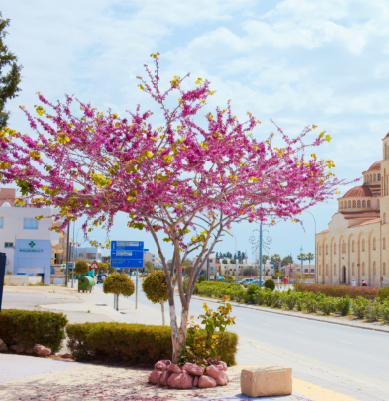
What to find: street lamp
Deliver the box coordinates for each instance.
[249,223,271,287]
[304,210,317,283]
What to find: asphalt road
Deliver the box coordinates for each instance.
[116,281,389,386]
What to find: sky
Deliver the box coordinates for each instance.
[2,0,389,263]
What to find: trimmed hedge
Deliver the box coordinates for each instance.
[0,309,68,352]
[66,322,238,366]
[294,283,380,300]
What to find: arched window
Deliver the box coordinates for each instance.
[319,264,321,275]
[353,200,356,208]
[342,241,346,253]
[344,201,347,209]
[352,240,355,252]
[348,200,351,208]
[378,199,380,209]
[374,174,376,181]
[362,262,366,276]
[352,262,355,276]
[362,239,365,251]
[373,262,377,277]
[384,263,386,276]
[340,201,343,209]
[384,238,386,249]
[373,238,376,250]
[357,200,361,208]
[334,264,337,276]
[384,213,387,224]
[370,174,372,181]
[326,264,329,276]
[367,200,371,208]
[362,200,366,208]
[326,244,328,255]
[378,173,381,181]
[334,243,337,254]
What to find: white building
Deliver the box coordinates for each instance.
[0,204,61,284]
[70,246,102,263]
[144,251,161,268]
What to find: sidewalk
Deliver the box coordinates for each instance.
[0,354,358,401]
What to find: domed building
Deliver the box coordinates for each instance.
[316,136,389,287]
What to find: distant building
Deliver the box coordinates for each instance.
[144,251,161,268]
[0,189,65,284]
[70,246,102,263]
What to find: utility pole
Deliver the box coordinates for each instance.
[65,225,70,287]
[71,221,75,287]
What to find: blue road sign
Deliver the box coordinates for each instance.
[111,241,145,269]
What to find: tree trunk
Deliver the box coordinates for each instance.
[116,293,119,311]
[178,302,189,356]
[160,299,165,326]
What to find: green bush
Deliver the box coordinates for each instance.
[199,275,206,282]
[264,279,275,291]
[0,309,68,352]
[378,286,389,300]
[381,300,389,322]
[365,302,382,321]
[319,298,336,315]
[283,291,298,310]
[351,296,370,319]
[66,322,238,366]
[336,296,351,316]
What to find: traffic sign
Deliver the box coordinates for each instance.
[61,264,66,269]
[111,241,145,268]
[90,261,99,270]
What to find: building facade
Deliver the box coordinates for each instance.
[0,201,62,284]
[144,251,161,268]
[316,134,389,287]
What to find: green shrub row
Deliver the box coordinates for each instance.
[192,282,389,322]
[0,309,68,352]
[294,282,389,300]
[66,322,238,365]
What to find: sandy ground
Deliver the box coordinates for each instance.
[4,285,81,296]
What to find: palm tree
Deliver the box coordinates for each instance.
[271,254,281,273]
[306,252,314,274]
[297,253,307,281]
[262,255,269,265]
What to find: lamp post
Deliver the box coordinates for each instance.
[304,210,317,283]
[250,223,271,287]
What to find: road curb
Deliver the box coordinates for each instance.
[178,294,389,334]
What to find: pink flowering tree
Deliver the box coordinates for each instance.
[0,54,341,362]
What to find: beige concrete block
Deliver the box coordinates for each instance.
[241,366,292,397]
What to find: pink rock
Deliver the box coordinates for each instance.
[148,369,162,384]
[206,364,223,379]
[167,363,181,374]
[159,370,169,386]
[215,371,229,386]
[154,360,171,370]
[193,376,198,387]
[167,370,193,389]
[182,362,205,376]
[33,344,51,356]
[217,361,228,371]
[198,375,217,388]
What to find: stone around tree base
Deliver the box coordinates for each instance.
[33,344,51,357]
[241,366,292,398]
[0,343,9,352]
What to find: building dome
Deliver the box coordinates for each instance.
[1,202,11,207]
[343,186,373,198]
[383,133,389,140]
[367,161,381,171]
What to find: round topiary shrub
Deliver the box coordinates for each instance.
[142,271,168,325]
[264,279,275,291]
[74,259,89,276]
[103,273,135,311]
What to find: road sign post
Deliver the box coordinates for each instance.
[110,241,147,310]
[0,253,6,312]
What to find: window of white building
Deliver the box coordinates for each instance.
[23,218,38,229]
[0,217,3,229]
[4,242,13,248]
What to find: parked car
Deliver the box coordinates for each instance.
[96,274,107,284]
[238,278,256,285]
